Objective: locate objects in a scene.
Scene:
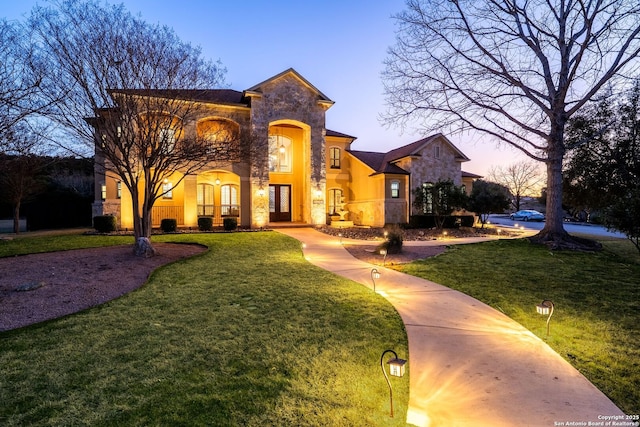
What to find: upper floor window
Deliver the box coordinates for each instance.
[434,145,440,159]
[330,147,341,169]
[116,181,122,199]
[199,119,239,143]
[162,181,173,199]
[269,134,292,173]
[391,180,400,198]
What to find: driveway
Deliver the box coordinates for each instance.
[278,227,624,427]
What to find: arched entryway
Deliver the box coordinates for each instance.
[267,121,310,223]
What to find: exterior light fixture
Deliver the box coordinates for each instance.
[338,232,343,244]
[380,248,387,266]
[371,268,381,292]
[536,299,555,337]
[257,187,265,197]
[380,349,407,418]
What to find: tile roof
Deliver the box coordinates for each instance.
[348,133,470,176]
[348,150,410,175]
[326,129,357,139]
[107,89,248,106]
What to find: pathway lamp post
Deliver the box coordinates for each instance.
[371,268,381,292]
[380,248,387,266]
[380,349,407,418]
[536,300,555,337]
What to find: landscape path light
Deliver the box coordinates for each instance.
[536,299,555,337]
[380,349,406,418]
[380,248,387,266]
[371,268,381,292]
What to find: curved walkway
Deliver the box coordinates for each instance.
[277,228,624,427]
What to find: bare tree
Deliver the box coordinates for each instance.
[0,123,52,233]
[0,19,43,145]
[383,0,640,249]
[29,0,233,255]
[489,161,544,211]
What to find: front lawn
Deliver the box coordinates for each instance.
[0,232,409,426]
[396,237,639,414]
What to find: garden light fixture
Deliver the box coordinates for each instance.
[371,268,381,292]
[380,349,407,418]
[380,248,387,266]
[536,299,555,337]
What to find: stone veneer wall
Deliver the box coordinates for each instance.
[395,138,463,216]
[247,75,328,227]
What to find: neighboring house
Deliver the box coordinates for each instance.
[92,68,478,229]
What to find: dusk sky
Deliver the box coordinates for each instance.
[3,0,530,176]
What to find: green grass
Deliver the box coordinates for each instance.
[0,232,409,426]
[396,237,640,414]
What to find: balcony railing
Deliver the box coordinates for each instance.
[152,206,184,226]
[151,205,240,227]
[198,204,240,226]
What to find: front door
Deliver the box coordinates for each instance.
[269,184,291,222]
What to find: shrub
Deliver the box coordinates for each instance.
[93,215,117,233]
[377,224,403,254]
[160,218,177,233]
[198,217,213,231]
[223,217,237,231]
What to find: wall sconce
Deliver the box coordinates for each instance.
[371,268,381,292]
[257,187,265,197]
[380,349,407,418]
[536,299,555,337]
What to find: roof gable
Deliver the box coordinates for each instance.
[385,133,470,163]
[244,68,334,106]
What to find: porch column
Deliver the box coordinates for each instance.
[183,174,198,228]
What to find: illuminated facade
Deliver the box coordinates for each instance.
[93,69,476,229]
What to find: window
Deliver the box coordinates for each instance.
[101,183,107,200]
[434,145,440,159]
[421,182,434,214]
[268,135,292,172]
[162,181,173,199]
[391,180,400,198]
[199,119,239,147]
[330,147,341,169]
[159,127,176,153]
[197,183,214,216]
[116,181,122,199]
[328,189,343,215]
[221,184,239,216]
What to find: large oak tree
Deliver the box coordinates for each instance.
[383,0,640,249]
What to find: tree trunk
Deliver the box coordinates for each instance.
[130,189,156,257]
[13,201,21,234]
[531,130,601,251]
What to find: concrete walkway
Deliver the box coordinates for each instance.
[277,228,624,427]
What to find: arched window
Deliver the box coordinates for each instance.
[330,147,341,169]
[328,188,343,215]
[268,134,292,172]
[198,119,238,143]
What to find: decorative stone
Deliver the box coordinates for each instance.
[133,237,157,258]
[15,281,46,292]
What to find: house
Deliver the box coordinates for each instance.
[92,68,477,229]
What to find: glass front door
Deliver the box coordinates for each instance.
[269,184,291,222]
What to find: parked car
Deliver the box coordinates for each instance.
[510,210,545,221]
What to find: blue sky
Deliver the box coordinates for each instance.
[3,0,528,175]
